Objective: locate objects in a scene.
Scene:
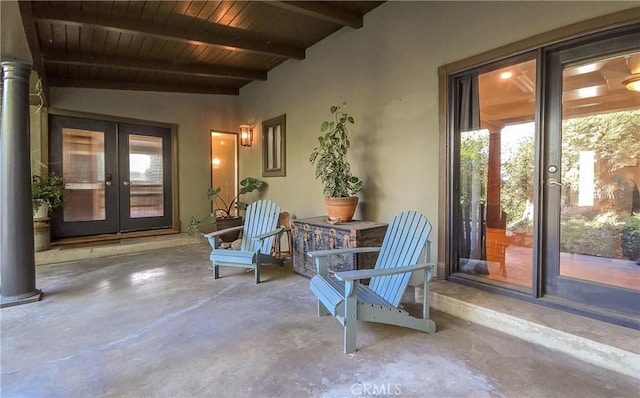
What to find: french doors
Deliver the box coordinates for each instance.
[49,115,173,239]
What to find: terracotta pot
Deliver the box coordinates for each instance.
[216,217,243,242]
[324,196,359,223]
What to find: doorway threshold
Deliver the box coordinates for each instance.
[36,233,204,266]
[417,280,639,378]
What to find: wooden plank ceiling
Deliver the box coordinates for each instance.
[18,1,384,98]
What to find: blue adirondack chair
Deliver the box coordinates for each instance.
[205,200,283,284]
[308,210,436,353]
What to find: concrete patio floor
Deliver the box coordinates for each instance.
[2,243,639,397]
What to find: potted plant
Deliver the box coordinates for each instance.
[309,103,363,222]
[32,172,65,252]
[32,172,65,219]
[188,176,265,240]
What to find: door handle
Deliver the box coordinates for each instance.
[105,173,112,186]
[123,181,130,186]
[548,178,564,186]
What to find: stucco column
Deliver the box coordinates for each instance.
[1,60,42,307]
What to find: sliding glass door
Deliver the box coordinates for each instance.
[542,30,640,315]
[453,55,537,290]
[449,26,640,322]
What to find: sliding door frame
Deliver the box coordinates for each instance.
[438,11,640,327]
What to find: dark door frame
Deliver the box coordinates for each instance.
[541,29,640,316]
[47,108,179,241]
[118,123,173,232]
[440,21,640,328]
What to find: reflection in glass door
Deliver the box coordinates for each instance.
[543,32,640,316]
[559,101,640,291]
[210,131,238,216]
[127,134,164,219]
[455,56,537,290]
[451,27,640,323]
[62,129,107,222]
[118,123,172,232]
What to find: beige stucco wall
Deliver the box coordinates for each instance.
[238,1,639,262]
[48,88,238,231]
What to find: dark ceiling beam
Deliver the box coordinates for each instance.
[48,79,240,96]
[43,52,266,81]
[17,1,49,106]
[30,4,305,60]
[270,1,363,29]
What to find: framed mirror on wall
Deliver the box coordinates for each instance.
[262,114,286,177]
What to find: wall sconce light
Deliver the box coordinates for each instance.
[623,74,640,92]
[240,125,253,147]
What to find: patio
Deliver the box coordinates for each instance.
[2,243,638,397]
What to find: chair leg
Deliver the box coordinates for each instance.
[343,288,357,354]
[255,262,261,284]
[318,300,330,317]
[213,263,219,279]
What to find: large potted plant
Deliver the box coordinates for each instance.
[309,103,363,222]
[188,177,265,241]
[32,172,65,251]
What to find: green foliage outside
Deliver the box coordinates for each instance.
[560,211,624,258]
[625,212,640,235]
[558,110,639,258]
[461,109,639,259]
[459,130,488,209]
[501,137,535,226]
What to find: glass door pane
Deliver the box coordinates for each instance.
[62,128,106,222]
[49,116,118,238]
[543,29,640,318]
[559,53,640,291]
[128,134,164,219]
[118,123,172,232]
[455,56,537,290]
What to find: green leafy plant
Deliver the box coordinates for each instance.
[621,212,640,261]
[624,212,640,234]
[32,172,65,214]
[309,103,363,197]
[560,212,624,258]
[187,177,264,236]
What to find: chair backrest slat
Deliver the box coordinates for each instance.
[240,200,281,253]
[369,211,432,306]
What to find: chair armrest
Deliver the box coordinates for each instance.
[254,227,284,241]
[335,262,435,281]
[307,247,381,258]
[203,225,244,238]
